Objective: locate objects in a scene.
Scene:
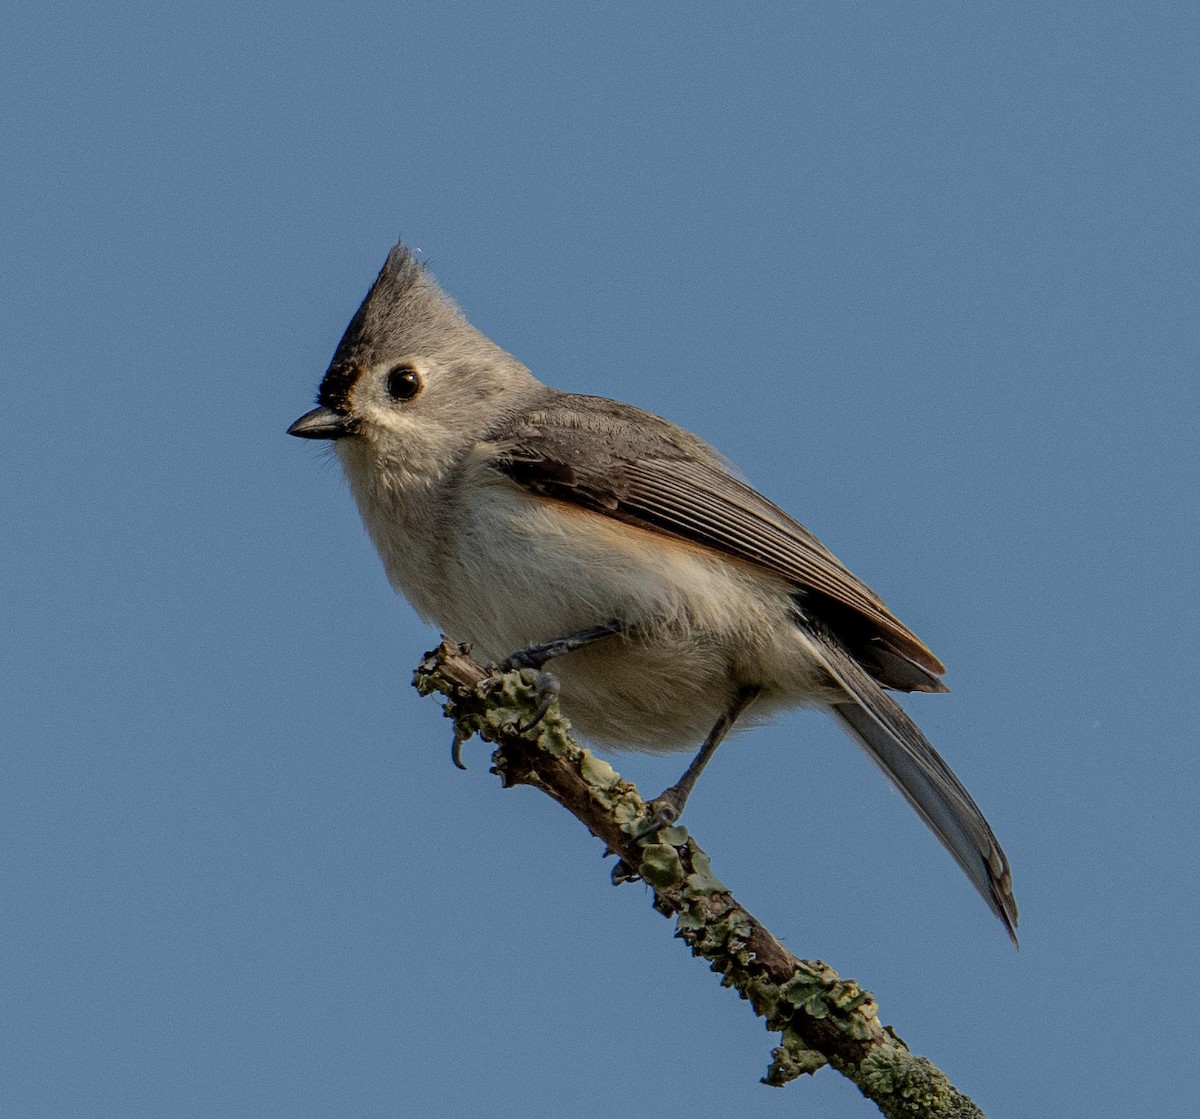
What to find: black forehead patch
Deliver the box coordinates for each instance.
[317,358,362,415]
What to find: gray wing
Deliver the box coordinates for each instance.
[491,392,1018,939]
[492,392,946,692]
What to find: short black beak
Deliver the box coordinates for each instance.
[287,406,356,440]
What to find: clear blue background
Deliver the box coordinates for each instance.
[3,4,1196,1116]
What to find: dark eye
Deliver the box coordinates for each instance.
[385,364,423,401]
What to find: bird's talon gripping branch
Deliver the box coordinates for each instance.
[635,790,684,841]
[515,669,560,732]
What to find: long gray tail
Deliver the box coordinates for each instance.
[796,619,1019,943]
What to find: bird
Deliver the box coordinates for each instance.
[289,240,1018,942]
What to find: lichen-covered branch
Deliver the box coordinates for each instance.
[413,640,990,1119]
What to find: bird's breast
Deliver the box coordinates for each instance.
[428,478,839,751]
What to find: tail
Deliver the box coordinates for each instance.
[795,618,1019,944]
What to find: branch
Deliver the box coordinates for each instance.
[413,640,990,1119]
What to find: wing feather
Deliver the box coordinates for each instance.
[492,393,945,687]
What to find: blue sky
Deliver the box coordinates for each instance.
[3,4,1197,1116]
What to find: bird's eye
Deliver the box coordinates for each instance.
[385,365,423,401]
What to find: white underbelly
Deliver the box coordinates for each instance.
[430,482,839,752]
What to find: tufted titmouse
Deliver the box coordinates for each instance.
[289,241,1018,942]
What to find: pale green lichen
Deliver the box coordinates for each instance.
[684,848,726,895]
[764,1026,828,1085]
[858,1048,962,1116]
[780,967,834,1018]
[639,842,685,890]
[774,967,878,1041]
[579,749,619,789]
[612,798,642,828]
[675,907,706,933]
[470,669,579,758]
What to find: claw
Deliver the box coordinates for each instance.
[481,658,561,734]
[515,670,560,732]
[490,622,625,733]
[611,859,640,886]
[450,726,468,770]
[632,788,684,842]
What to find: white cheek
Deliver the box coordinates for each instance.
[333,433,455,619]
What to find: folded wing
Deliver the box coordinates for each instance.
[490,391,1017,938]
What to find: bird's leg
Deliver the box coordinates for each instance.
[639,685,761,837]
[499,620,627,731]
[501,621,627,671]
